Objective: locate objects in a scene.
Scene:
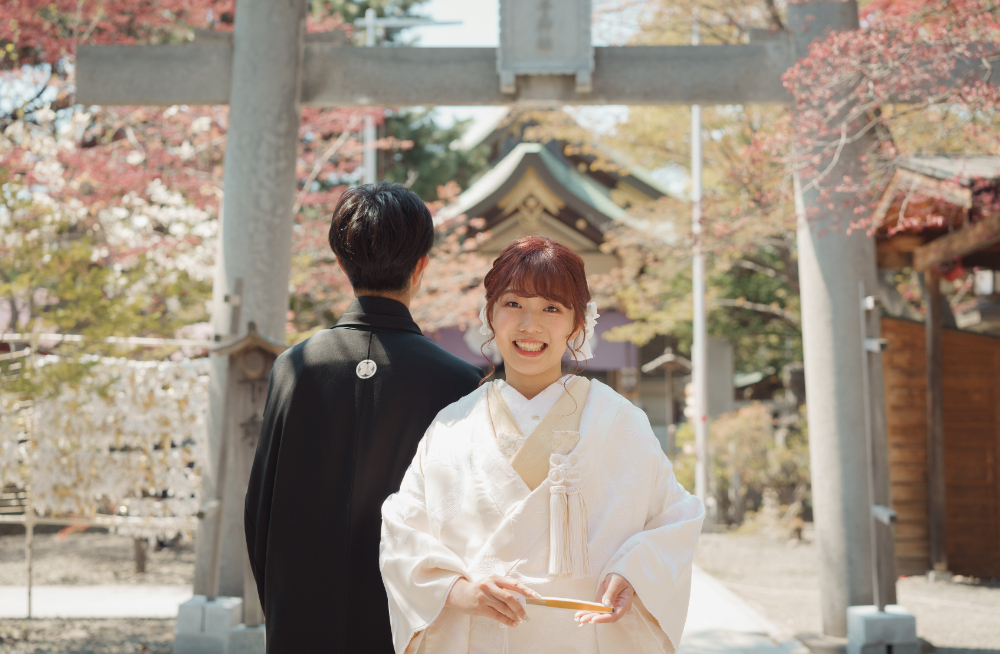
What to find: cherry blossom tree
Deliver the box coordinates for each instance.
[1,0,490,357]
[782,0,1000,230]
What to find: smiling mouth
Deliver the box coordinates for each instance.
[514,340,547,353]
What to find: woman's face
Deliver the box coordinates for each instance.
[491,291,578,378]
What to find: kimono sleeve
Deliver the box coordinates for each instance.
[380,431,469,654]
[602,406,705,653]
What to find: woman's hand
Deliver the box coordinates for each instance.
[446,575,541,627]
[575,573,634,625]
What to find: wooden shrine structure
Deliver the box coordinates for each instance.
[873,156,1000,579]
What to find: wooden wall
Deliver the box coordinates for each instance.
[882,318,1000,578]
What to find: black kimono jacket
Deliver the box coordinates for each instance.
[244,297,483,653]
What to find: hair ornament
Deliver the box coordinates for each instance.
[568,302,599,361]
[479,305,492,337]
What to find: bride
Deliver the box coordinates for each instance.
[380,236,704,654]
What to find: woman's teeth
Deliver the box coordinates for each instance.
[515,341,546,352]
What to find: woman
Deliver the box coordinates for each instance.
[380,236,704,654]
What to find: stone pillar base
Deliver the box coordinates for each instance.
[847,605,918,654]
[926,569,953,584]
[227,625,265,654]
[797,632,848,654]
[174,596,243,654]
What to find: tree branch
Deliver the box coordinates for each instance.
[731,259,794,286]
[764,0,784,31]
[292,121,357,214]
[713,298,800,326]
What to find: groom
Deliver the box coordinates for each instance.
[244,182,483,653]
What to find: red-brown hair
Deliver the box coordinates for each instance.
[480,236,591,377]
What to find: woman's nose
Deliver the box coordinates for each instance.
[518,311,542,332]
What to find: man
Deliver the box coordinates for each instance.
[245,182,483,653]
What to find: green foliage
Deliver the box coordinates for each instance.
[708,245,801,376]
[671,421,696,493]
[310,0,431,40]
[0,171,210,399]
[382,109,490,202]
[667,404,810,525]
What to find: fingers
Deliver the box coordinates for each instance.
[579,574,635,625]
[495,577,541,599]
[576,610,617,625]
[602,574,629,607]
[488,585,529,622]
[486,591,521,620]
[485,605,518,627]
[593,577,609,604]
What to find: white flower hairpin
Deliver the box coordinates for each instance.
[569,301,599,361]
[478,304,492,337]
[478,301,599,361]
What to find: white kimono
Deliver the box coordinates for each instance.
[380,378,705,654]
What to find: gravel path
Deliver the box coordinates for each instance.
[2,528,997,653]
[0,619,174,653]
[0,532,194,587]
[695,529,1000,652]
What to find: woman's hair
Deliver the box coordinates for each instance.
[480,236,591,376]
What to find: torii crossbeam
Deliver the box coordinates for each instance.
[76,0,972,644]
[78,42,795,106]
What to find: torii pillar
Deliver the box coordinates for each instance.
[194,0,306,601]
[789,1,896,638]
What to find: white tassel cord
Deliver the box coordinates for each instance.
[549,485,570,576]
[566,487,591,578]
[548,453,591,579]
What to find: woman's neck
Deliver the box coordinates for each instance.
[503,365,565,400]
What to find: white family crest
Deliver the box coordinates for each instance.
[356,359,377,379]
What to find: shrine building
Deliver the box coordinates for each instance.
[872,155,1000,579]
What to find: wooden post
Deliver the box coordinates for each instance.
[665,367,674,456]
[924,268,949,575]
[210,323,286,624]
[25,497,33,620]
[134,538,148,573]
[25,340,37,620]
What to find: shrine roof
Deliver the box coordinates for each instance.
[436,142,630,225]
[900,156,1000,186]
[457,109,675,201]
[873,155,1000,272]
[213,322,287,357]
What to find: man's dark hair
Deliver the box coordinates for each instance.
[328,181,435,293]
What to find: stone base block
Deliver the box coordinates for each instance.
[173,632,228,654]
[204,597,243,632]
[176,596,209,633]
[927,569,953,584]
[174,596,245,654]
[847,605,918,654]
[797,632,848,654]
[227,625,265,654]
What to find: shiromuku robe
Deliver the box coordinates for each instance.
[380,378,705,654]
[244,297,483,654]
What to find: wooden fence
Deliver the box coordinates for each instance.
[882,317,1000,578]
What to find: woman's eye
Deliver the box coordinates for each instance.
[544,306,560,312]
[506,301,521,308]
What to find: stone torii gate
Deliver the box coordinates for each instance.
[78,0,905,640]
